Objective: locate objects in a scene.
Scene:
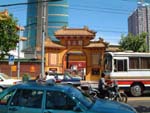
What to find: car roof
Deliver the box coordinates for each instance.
[10,81,73,92]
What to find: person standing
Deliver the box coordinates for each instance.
[45,71,56,84]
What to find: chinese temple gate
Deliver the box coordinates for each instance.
[45,26,108,81]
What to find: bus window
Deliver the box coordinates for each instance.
[129,57,139,69]
[141,57,150,69]
[114,59,127,72]
[129,57,150,69]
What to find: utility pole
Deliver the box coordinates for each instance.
[17,26,26,79]
[41,0,46,78]
[17,37,21,79]
[41,0,62,77]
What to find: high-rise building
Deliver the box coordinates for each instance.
[128,3,150,52]
[24,0,68,58]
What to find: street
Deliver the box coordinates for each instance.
[127,94,150,113]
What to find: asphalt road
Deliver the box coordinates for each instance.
[127,95,150,113]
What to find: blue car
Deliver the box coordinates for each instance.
[0,81,138,113]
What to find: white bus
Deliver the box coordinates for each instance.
[104,51,150,96]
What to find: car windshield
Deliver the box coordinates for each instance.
[1,73,9,79]
[68,87,93,108]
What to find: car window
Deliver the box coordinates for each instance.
[0,90,15,105]
[10,89,43,108]
[46,91,76,110]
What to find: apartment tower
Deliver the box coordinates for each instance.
[128,3,150,52]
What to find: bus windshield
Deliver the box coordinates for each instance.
[104,53,128,73]
[104,53,112,73]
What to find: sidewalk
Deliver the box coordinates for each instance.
[128,97,150,101]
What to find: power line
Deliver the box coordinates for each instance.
[71,5,132,12]
[24,21,128,34]
[0,0,62,7]
[121,0,137,2]
[70,7,129,15]
[1,1,129,35]
[69,24,127,33]
[1,0,133,15]
[1,1,134,17]
[0,1,35,7]
[97,29,127,34]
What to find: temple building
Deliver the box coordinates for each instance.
[44,26,108,81]
[0,10,108,81]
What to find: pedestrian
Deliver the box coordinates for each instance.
[45,71,56,84]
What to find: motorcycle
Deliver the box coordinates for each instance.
[80,82,100,99]
[101,80,128,103]
[80,81,128,103]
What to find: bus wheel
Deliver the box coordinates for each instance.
[130,84,143,97]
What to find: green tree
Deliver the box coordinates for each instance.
[119,33,147,52]
[0,13,19,59]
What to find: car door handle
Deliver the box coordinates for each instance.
[9,107,17,111]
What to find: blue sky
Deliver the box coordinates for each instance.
[0,0,149,44]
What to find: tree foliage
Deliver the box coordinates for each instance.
[0,14,19,59]
[119,33,147,52]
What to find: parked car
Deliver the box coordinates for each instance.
[46,73,81,86]
[0,81,138,113]
[0,73,21,92]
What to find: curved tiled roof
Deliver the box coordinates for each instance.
[84,38,108,48]
[55,26,96,36]
[84,42,106,48]
[45,37,65,48]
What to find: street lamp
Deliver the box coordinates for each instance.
[17,26,27,79]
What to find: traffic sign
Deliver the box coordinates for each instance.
[9,55,14,65]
